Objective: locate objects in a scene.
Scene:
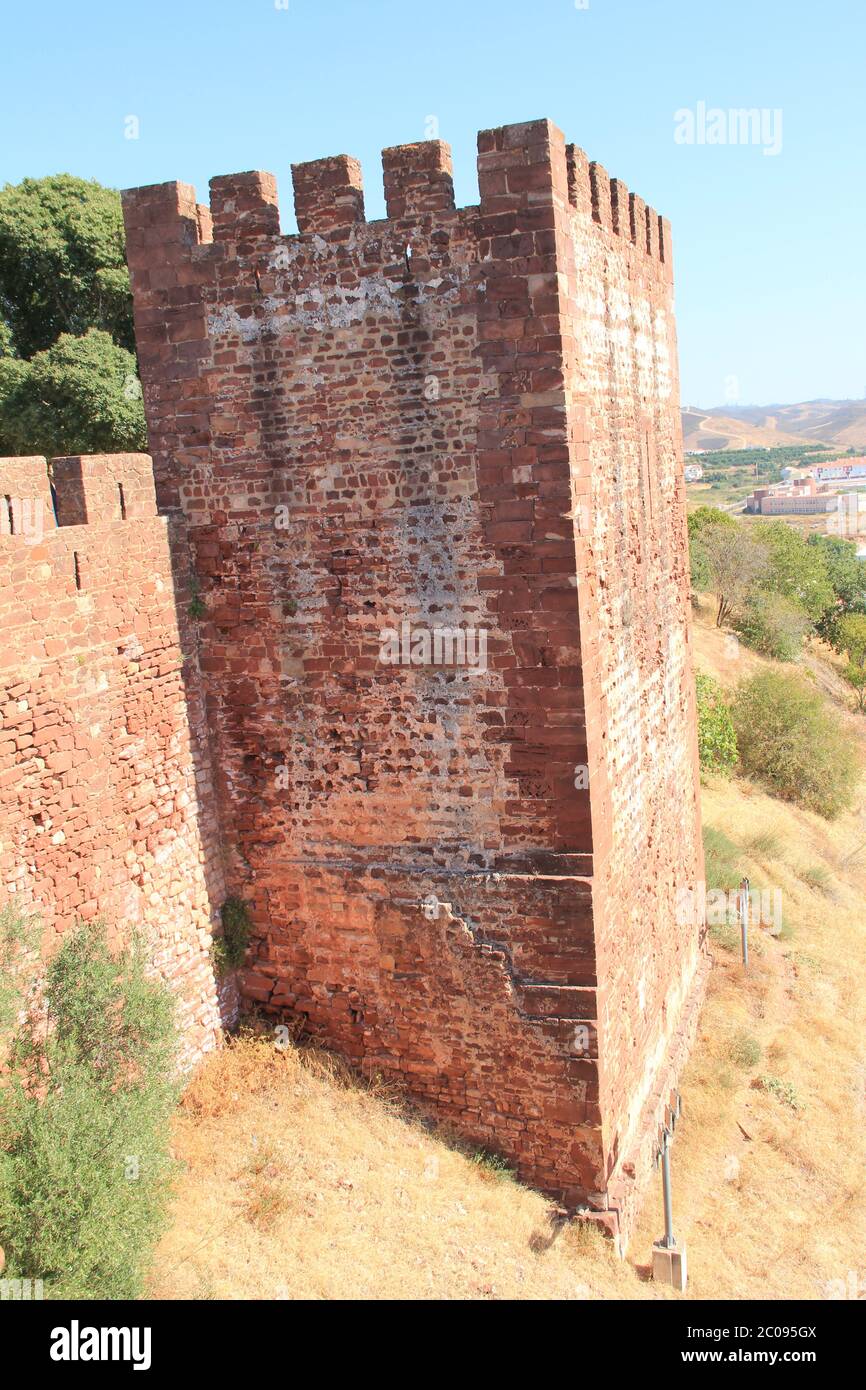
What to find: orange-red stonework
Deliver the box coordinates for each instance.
[2,119,706,1245]
[0,453,226,1068]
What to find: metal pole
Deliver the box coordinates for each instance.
[739,875,750,968]
[660,1129,676,1248]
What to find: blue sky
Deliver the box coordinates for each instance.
[3,0,863,407]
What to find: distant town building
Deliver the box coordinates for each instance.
[813,456,866,484]
[757,494,836,516]
[745,476,825,514]
[684,462,704,482]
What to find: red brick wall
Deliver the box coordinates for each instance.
[122,119,706,1239]
[0,453,225,1068]
[557,137,707,1206]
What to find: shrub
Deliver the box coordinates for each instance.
[469,1149,516,1184]
[212,896,252,976]
[729,1031,762,1069]
[735,591,810,661]
[746,830,782,859]
[0,905,38,1044]
[755,1074,802,1111]
[797,865,832,894]
[732,670,859,818]
[0,920,178,1299]
[695,672,738,775]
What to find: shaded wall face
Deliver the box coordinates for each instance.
[167,210,592,879]
[196,210,514,870]
[560,167,705,1174]
[0,454,225,1069]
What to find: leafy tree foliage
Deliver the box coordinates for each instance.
[808,534,866,645]
[835,612,866,668]
[0,175,141,457]
[751,521,835,623]
[0,329,145,458]
[735,591,811,661]
[843,662,866,713]
[701,522,770,627]
[0,175,133,357]
[834,612,866,711]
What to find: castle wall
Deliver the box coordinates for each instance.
[0,453,225,1068]
[557,145,707,1193]
[122,120,706,1237]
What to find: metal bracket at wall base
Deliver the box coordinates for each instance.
[652,1237,688,1291]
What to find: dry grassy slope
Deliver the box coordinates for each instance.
[682,408,805,452]
[149,607,866,1301]
[682,399,866,452]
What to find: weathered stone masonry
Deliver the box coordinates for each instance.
[0,453,225,1068]
[121,117,704,1238]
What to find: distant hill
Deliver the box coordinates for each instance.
[682,399,866,453]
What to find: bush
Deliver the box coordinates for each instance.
[0,905,39,1048]
[735,591,811,661]
[0,920,178,1299]
[731,670,859,818]
[729,1031,762,1069]
[212,896,252,976]
[695,672,738,775]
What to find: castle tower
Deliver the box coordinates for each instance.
[122,119,706,1242]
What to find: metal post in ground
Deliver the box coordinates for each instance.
[652,1094,687,1290]
[739,875,750,968]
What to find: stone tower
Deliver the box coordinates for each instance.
[122,118,707,1242]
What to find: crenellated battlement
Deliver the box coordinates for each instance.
[1,453,157,538]
[122,119,672,281]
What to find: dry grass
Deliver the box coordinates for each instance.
[148,605,866,1301]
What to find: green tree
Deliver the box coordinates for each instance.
[687,506,737,593]
[752,521,835,623]
[0,175,133,357]
[0,329,145,458]
[700,520,769,627]
[809,534,866,645]
[835,612,866,669]
[843,662,866,713]
[735,591,811,661]
[835,612,866,712]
